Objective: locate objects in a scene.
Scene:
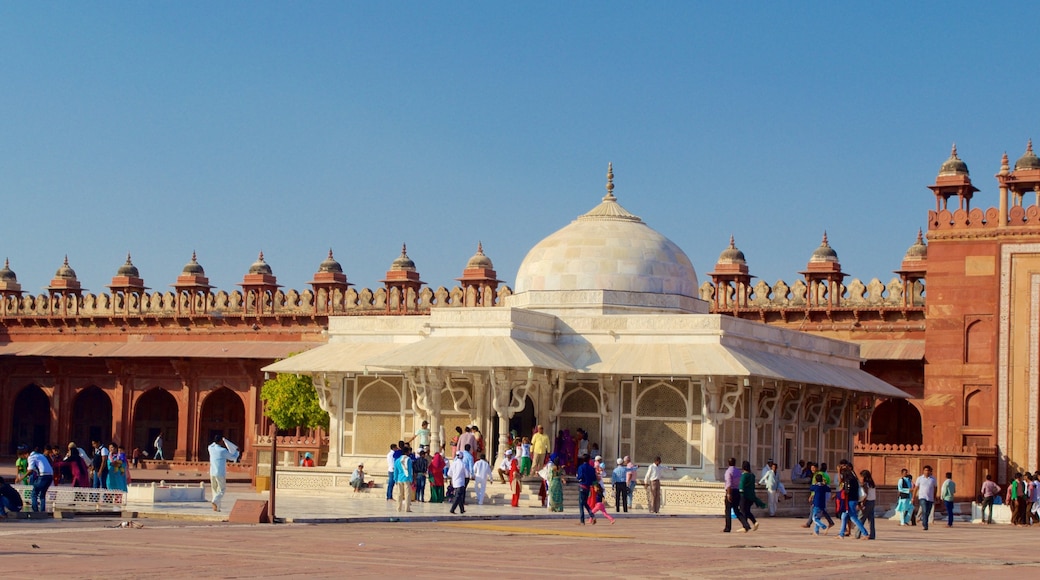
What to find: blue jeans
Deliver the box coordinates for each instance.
[386,472,395,500]
[944,500,954,526]
[919,499,934,529]
[92,471,104,488]
[414,475,427,502]
[811,506,828,533]
[1,495,20,516]
[31,474,53,512]
[578,486,594,523]
[839,500,868,537]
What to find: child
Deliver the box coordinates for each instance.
[809,473,831,535]
[587,481,615,524]
[520,437,532,476]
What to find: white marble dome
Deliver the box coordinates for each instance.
[514,183,698,299]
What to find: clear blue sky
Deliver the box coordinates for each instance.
[2,3,1038,297]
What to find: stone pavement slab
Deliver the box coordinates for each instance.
[2,514,1039,578]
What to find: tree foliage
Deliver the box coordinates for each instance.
[260,371,329,431]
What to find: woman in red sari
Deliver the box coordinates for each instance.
[509,456,522,507]
[429,449,446,503]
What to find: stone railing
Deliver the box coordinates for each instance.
[854,442,998,501]
[701,277,925,309]
[0,284,514,319]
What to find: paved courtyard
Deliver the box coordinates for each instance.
[3,508,1039,578]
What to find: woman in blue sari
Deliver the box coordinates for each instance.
[105,444,128,491]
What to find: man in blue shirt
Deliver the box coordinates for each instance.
[27,447,54,512]
[208,435,240,512]
[576,454,598,525]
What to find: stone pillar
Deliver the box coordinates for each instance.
[313,373,342,467]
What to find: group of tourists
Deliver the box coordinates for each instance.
[986,470,1040,526]
[8,440,130,513]
[373,423,674,524]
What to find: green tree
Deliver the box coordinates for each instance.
[260,372,330,431]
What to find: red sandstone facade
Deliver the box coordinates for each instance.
[3,147,1037,488]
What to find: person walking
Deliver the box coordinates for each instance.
[153,432,164,461]
[644,456,663,514]
[587,481,616,524]
[758,461,786,516]
[472,453,492,505]
[857,470,877,539]
[896,468,914,526]
[912,465,938,530]
[447,451,470,515]
[940,472,956,527]
[739,461,765,532]
[837,467,869,540]
[809,473,831,535]
[1007,472,1027,526]
[979,473,999,524]
[26,446,54,513]
[576,454,598,524]
[394,448,413,513]
[723,457,749,533]
[208,435,240,512]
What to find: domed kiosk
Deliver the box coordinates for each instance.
[511,163,705,315]
[265,165,906,513]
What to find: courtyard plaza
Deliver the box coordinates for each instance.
[2,505,1038,578]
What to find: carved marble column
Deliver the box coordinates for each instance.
[312,373,342,467]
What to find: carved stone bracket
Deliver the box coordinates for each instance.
[547,371,565,424]
[597,376,618,417]
[802,386,825,426]
[705,379,742,423]
[754,386,782,428]
[822,390,850,433]
[852,394,877,434]
[778,384,805,426]
[444,373,473,413]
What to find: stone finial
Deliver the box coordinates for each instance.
[821,231,829,247]
[951,143,958,158]
[603,162,616,201]
[1001,151,1010,174]
[728,235,736,249]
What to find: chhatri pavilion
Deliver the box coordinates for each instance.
[265,165,905,490]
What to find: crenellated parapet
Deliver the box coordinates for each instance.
[701,275,923,311]
[0,248,514,323]
[704,232,926,319]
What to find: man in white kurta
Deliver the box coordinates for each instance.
[472,454,493,505]
[208,436,240,511]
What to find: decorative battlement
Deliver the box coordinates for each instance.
[0,283,515,321]
[700,275,924,311]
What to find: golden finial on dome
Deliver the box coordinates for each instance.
[604,162,616,201]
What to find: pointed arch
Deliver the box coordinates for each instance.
[10,385,50,453]
[198,387,245,461]
[133,388,179,459]
[71,386,112,447]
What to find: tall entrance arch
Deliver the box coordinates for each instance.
[198,388,245,461]
[869,399,923,445]
[133,389,179,460]
[71,386,112,447]
[11,385,50,453]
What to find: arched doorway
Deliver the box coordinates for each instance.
[71,386,112,447]
[868,399,923,445]
[11,385,50,453]
[133,389,179,460]
[198,388,245,461]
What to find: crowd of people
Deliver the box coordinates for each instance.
[8,440,131,514]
